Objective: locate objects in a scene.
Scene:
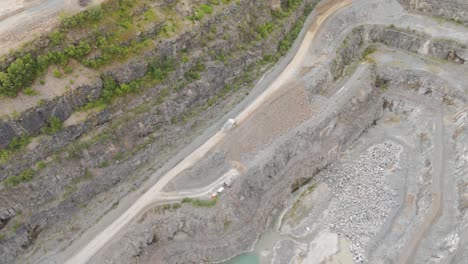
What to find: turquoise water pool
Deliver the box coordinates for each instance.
[224,253,259,264]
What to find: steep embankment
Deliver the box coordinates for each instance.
[0,0,319,263]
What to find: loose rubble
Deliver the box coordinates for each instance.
[316,141,402,262]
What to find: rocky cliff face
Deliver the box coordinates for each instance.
[89,18,468,262]
[398,0,468,23]
[94,64,383,264]
[331,24,467,79]
[0,0,318,262]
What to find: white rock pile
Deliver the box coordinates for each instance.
[316,141,402,263]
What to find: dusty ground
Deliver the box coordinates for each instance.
[0,61,98,118]
[0,0,106,57]
[0,0,103,119]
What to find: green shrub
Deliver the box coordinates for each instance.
[0,129,30,165]
[148,57,175,81]
[188,4,213,21]
[65,41,92,59]
[61,6,103,29]
[0,149,11,163]
[49,31,65,46]
[282,0,302,12]
[41,116,63,134]
[23,87,39,96]
[4,169,35,187]
[257,22,274,39]
[278,15,306,55]
[40,51,67,66]
[83,38,151,68]
[93,75,141,104]
[143,9,156,21]
[184,61,205,81]
[37,161,46,169]
[53,69,63,78]
[8,134,30,150]
[0,54,39,96]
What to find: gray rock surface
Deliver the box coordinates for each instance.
[0,0,320,262]
[398,0,468,23]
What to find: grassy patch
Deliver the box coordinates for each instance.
[3,169,35,187]
[61,6,103,29]
[188,4,214,21]
[173,2,316,124]
[181,197,218,207]
[36,161,47,170]
[0,0,167,96]
[256,22,275,39]
[0,54,39,96]
[23,87,40,96]
[432,15,466,27]
[184,61,205,81]
[41,116,63,135]
[362,44,377,59]
[8,134,30,150]
[277,4,314,56]
[285,183,316,221]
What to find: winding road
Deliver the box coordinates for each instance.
[56,0,468,263]
[62,1,354,263]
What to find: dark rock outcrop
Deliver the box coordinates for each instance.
[0,122,15,149]
[0,79,102,149]
[0,208,15,230]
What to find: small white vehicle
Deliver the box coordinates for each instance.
[222,118,236,131]
[217,187,225,194]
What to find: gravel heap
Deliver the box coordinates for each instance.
[316,141,402,263]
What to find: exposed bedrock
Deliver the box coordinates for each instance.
[332,24,467,79]
[398,0,468,23]
[95,33,468,262]
[0,0,319,262]
[1,0,467,263]
[93,66,383,263]
[0,0,313,154]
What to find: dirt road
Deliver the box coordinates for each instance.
[63,1,353,263]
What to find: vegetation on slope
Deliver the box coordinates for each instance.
[1,0,316,191]
[0,0,230,97]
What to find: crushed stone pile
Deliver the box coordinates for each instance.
[316,141,402,263]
